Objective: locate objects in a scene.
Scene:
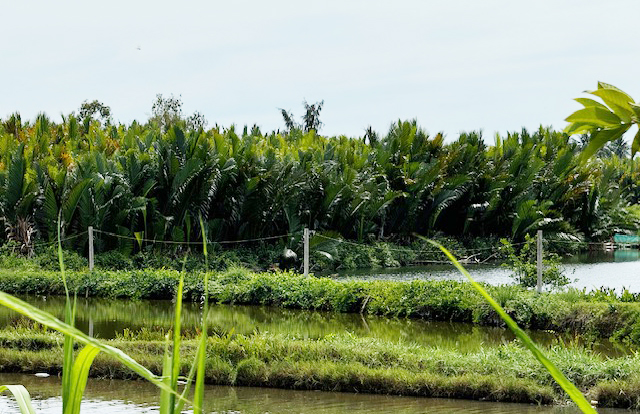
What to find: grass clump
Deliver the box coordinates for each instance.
[4,328,640,407]
[3,267,640,346]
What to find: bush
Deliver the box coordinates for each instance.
[94,250,134,270]
[35,246,87,271]
[500,235,570,289]
[234,357,269,385]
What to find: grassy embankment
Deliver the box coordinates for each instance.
[0,325,639,408]
[1,267,640,346]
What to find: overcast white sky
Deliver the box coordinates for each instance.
[3,0,640,140]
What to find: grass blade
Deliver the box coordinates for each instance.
[159,339,173,414]
[58,215,74,413]
[193,215,210,414]
[166,270,185,413]
[0,385,37,414]
[174,346,200,413]
[65,344,100,414]
[426,239,596,413]
[0,291,179,397]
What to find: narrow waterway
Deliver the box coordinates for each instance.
[0,373,631,414]
[336,250,640,292]
[0,296,632,356]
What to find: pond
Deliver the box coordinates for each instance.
[336,250,640,292]
[0,296,632,356]
[0,373,632,414]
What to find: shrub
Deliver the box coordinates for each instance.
[94,250,134,270]
[500,235,570,289]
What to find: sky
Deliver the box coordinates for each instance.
[3,0,640,141]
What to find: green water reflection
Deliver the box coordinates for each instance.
[0,296,631,356]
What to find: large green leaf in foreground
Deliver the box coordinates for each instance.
[427,239,597,414]
[0,385,36,414]
[0,291,177,397]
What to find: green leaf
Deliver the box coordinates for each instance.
[423,239,597,414]
[159,340,173,414]
[632,129,640,158]
[134,232,144,250]
[0,385,36,414]
[563,122,598,136]
[0,292,181,397]
[65,344,101,414]
[590,85,635,118]
[62,179,91,225]
[193,215,210,414]
[597,81,635,103]
[631,103,640,121]
[42,184,59,240]
[580,125,630,161]
[607,103,633,123]
[565,107,621,127]
[574,97,608,110]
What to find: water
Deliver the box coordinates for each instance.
[0,253,637,412]
[0,296,631,356]
[337,250,640,292]
[0,373,631,413]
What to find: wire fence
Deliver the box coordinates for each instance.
[91,228,619,253]
[30,231,89,248]
[93,229,292,246]
[37,227,628,271]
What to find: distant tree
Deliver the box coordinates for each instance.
[151,94,183,132]
[77,100,111,135]
[364,126,379,146]
[151,94,208,132]
[186,110,208,131]
[302,100,324,132]
[279,108,299,132]
[608,137,630,158]
[250,124,262,136]
[279,100,324,133]
[1,112,22,138]
[79,100,111,124]
[574,134,589,150]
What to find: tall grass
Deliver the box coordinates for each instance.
[0,229,596,412]
[0,219,204,413]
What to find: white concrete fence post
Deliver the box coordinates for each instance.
[536,229,543,293]
[303,228,310,277]
[88,226,94,271]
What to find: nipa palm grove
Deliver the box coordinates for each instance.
[0,95,639,261]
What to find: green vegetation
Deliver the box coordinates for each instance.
[564,82,640,159]
[0,227,214,414]
[0,237,596,411]
[3,267,640,346]
[1,328,640,408]
[1,93,639,264]
[2,81,638,412]
[500,236,570,289]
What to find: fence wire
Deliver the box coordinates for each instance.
[93,229,293,246]
[51,228,624,271]
[31,231,89,248]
